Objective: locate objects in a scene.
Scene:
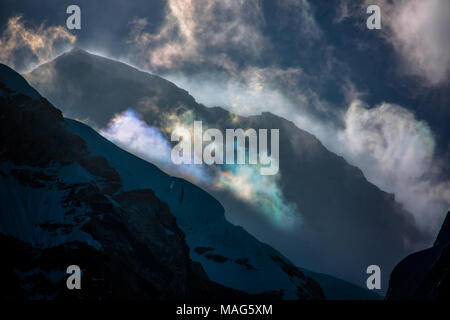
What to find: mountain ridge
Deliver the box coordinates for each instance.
[0,63,332,299]
[23,48,429,292]
[387,211,450,300]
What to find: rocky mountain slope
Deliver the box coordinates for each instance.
[387,211,450,300]
[24,48,427,291]
[1,63,328,299]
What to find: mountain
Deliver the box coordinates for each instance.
[0,63,332,299]
[387,211,450,300]
[24,48,428,291]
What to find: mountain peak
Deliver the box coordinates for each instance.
[0,64,40,99]
[60,47,94,59]
[69,46,84,53]
[434,211,450,247]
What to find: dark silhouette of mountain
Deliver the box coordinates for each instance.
[23,48,427,293]
[387,211,450,300]
[0,63,327,299]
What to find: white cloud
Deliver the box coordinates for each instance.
[164,69,301,116]
[338,101,449,232]
[100,108,210,183]
[127,0,266,70]
[100,109,172,163]
[100,108,298,228]
[0,16,76,72]
[165,70,450,234]
[126,0,324,75]
[368,0,450,85]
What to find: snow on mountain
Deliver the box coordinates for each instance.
[0,63,327,299]
[23,48,424,294]
[64,109,322,299]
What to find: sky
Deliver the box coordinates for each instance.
[0,0,449,237]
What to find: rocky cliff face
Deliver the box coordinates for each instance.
[0,64,324,299]
[387,212,450,300]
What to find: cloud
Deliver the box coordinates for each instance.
[164,64,336,123]
[9,0,443,236]
[337,101,450,231]
[127,0,266,71]
[164,70,299,116]
[274,0,322,39]
[100,108,298,228]
[100,109,172,163]
[334,0,450,85]
[125,0,324,75]
[334,0,351,23]
[362,0,450,85]
[333,0,363,24]
[0,16,76,72]
[164,68,339,148]
[164,69,450,234]
[215,165,298,229]
[150,0,449,234]
[100,108,209,183]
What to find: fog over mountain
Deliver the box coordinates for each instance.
[0,63,385,300]
[1,0,448,235]
[24,48,430,291]
[1,0,449,301]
